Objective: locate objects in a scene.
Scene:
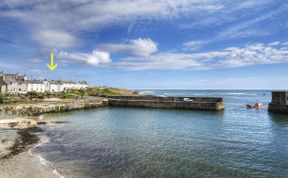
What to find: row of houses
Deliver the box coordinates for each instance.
[0,72,88,94]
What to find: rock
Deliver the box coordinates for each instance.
[0,119,37,129]
[0,98,108,116]
[50,121,69,124]
[37,122,47,125]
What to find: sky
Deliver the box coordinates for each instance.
[0,0,288,89]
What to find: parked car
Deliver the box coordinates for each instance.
[183,98,193,102]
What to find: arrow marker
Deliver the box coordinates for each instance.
[47,52,58,71]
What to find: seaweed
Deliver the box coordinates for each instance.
[1,128,42,159]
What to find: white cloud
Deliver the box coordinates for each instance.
[0,0,264,49]
[59,50,111,66]
[32,30,77,48]
[55,40,284,70]
[0,0,287,51]
[0,60,20,69]
[98,38,158,57]
[114,53,202,70]
[30,58,43,63]
[215,6,287,40]
[182,40,207,50]
[112,41,288,70]
[236,1,273,9]
[0,0,287,72]
[30,69,42,74]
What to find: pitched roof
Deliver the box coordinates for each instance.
[61,81,76,84]
[25,80,43,84]
[1,73,26,83]
[47,80,61,84]
[0,79,7,86]
[3,74,17,82]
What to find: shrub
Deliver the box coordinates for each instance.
[78,89,86,97]
[62,93,78,99]
[86,86,137,97]
[0,94,4,104]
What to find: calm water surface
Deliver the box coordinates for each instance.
[34,90,288,177]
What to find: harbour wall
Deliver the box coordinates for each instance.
[268,103,288,114]
[0,99,108,116]
[108,96,224,111]
[268,91,288,114]
[0,95,225,117]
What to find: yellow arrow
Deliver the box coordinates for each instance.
[47,52,58,71]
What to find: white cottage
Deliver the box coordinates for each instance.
[0,72,89,94]
[49,80,62,93]
[26,80,46,93]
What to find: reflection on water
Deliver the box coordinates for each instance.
[33,90,288,178]
[269,113,288,125]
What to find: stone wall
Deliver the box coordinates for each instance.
[268,91,288,114]
[270,91,288,105]
[268,103,288,114]
[108,95,223,103]
[0,99,108,116]
[108,96,224,111]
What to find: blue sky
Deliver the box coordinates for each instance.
[0,0,288,89]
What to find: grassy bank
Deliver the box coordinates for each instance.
[0,86,139,105]
[87,86,138,97]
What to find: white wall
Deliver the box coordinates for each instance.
[27,83,46,92]
[5,81,88,93]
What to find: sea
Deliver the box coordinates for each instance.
[32,90,288,178]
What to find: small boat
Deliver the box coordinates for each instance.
[246,102,264,109]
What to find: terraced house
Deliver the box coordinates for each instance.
[0,72,88,94]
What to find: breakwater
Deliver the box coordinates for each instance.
[268,91,288,114]
[0,95,225,117]
[108,95,224,111]
[269,104,288,114]
[0,98,108,116]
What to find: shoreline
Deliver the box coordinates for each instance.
[0,119,66,178]
[28,133,65,178]
[0,96,109,178]
[0,96,108,117]
[0,94,225,178]
[0,151,59,178]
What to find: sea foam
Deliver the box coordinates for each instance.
[28,134,65,178]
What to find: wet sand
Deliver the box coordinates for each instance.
[0,151,58,178]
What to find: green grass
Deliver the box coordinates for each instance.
[62,93,79,99]
[86,86,138,97]
[0,86,138,103]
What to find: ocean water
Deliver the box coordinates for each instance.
[33,90,288,178]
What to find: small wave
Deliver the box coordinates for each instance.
[53,170,65,178]
[138,90,155,95]
[159,95,167,97]
[224,93,258,96]
[29,134,65,178]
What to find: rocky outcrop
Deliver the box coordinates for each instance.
[0,98,108,116]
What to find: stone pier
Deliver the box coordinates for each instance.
[268,91,288,114]
[108,95,224,111]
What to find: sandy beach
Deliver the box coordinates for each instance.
[0,151,58,178]
[0,116,60,178]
